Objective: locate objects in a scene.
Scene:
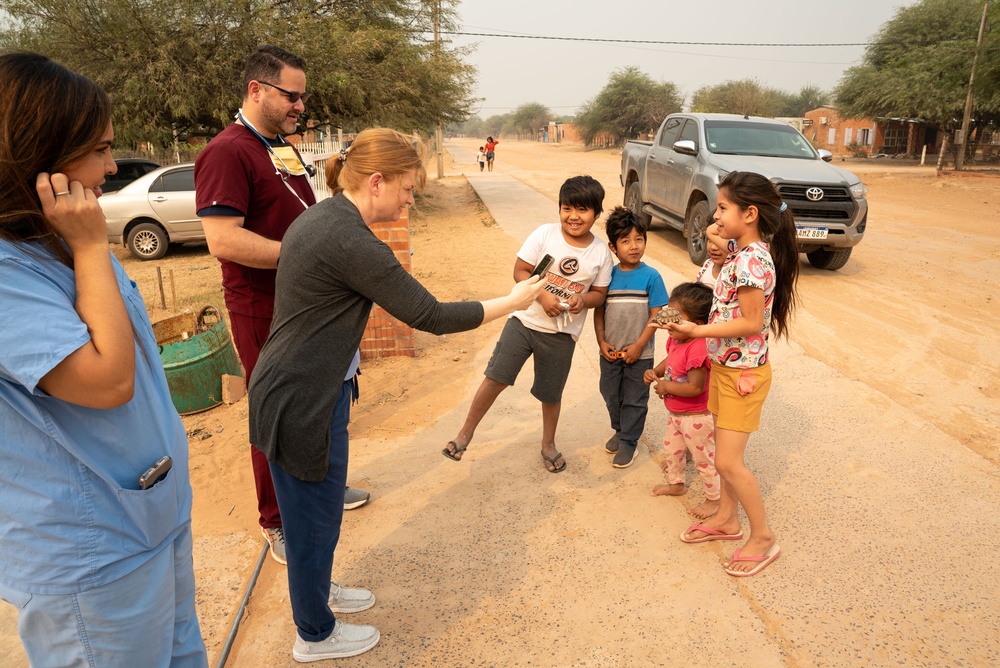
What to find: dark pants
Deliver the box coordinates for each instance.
[269,379,352,642]
[228,311,281,529]
[599,357,654,447]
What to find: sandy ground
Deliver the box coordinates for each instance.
[1,141,998,667]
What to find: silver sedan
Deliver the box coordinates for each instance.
[101,162,203,260]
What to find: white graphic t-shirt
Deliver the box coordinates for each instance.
[513,223,613,341]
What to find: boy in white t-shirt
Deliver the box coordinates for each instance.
[476,147,486,172]
[442,176,614,472]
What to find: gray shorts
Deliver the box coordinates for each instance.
[485,317,576,404]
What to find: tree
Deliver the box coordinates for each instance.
[575,67,683,147]
[690,78,787,117]
[481,114,510,137]
[781,85,829,117]
[502,102,552,136]
[0,0,478,149]
[834,0,1000,130]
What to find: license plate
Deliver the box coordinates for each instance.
[796,227,828,239]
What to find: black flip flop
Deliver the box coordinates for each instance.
[442,441,466,461]
[542,450,566,473]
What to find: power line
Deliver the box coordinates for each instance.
[438,30,972,49]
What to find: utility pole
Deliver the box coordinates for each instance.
[433,0,445,179]
[956,2,988,171]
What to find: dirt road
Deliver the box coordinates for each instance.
[2,140,998,667]
[455,138,1000,466]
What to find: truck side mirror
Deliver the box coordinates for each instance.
[818,149,833,163]
[672,139,697,156]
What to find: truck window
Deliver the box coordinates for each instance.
[657,118,683,148]
[704,120,818,160]
[678,119,699,147]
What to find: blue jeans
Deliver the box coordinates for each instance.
[0,523,206,668]
[599,357,654,446]
[269,379,353,642]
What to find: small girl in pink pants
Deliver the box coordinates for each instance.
[644,282,719,520]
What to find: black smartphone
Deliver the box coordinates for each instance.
[139,455,172,490]
[531,254,554,278]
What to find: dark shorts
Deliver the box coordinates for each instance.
[486,151,495,160]
[485,317,575,405]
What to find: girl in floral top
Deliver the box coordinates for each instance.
[666,171,799,577]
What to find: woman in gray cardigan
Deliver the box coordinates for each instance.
[248,128,541,662]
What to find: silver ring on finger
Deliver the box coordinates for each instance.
[54,191,71,196]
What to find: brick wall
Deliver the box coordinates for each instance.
[360,208,415,360]
[803,106,878,155]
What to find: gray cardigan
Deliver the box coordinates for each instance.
[248,194,484,481]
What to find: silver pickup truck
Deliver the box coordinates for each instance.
[620,113,868,270]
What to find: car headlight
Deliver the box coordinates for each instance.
[849,181,868,198]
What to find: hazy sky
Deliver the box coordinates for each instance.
[451,0,921,118]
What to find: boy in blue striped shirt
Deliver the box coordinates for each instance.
[594,207,669,468]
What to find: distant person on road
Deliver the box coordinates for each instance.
[668,171,800,577]
[195,45,369,567]
[476,146,486,172]
[0,52,207,666]
[594,206,668,469]
[645,282,719,519]
[485,136,499,171]
[247,128,543,662]
[442,175,613,473]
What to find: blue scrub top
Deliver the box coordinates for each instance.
[0,240,192,595]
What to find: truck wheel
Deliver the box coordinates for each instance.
[685,200,711,265]
[625,182,652,228]
[126,222,169,261]
[807,247,852,271]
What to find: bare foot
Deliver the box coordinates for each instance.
[651,483,686,497]
[688,498,720,519]
[725,533,778,575]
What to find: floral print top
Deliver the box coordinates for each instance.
[706,240,775,368]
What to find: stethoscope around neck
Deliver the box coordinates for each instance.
[235,109,314,211]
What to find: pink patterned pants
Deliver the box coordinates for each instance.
[662,412,719,500]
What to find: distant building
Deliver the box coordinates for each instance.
[803,106,942,158]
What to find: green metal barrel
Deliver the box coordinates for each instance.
[152,305,243,415]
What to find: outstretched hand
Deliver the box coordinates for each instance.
[509,274,545,310]
[666,319,697,339]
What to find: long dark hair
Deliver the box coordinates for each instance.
[0,52,112,262]
[717,171,799,338]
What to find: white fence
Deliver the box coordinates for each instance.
[297,140,342,201]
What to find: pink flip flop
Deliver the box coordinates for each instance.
[679,522,744,544]
[724,544,781,577]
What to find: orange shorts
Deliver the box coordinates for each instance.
[708,361,772,433]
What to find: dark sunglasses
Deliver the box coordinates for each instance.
[257,80,310,104]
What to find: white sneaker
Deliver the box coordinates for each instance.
[329,582,375,613]
[292,621,380,662]
[260,526,286,565]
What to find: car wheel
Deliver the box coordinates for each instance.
[685,200,711,265]
[126,222,169,261]
[625,182,652,228]
[807,247,852,271]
